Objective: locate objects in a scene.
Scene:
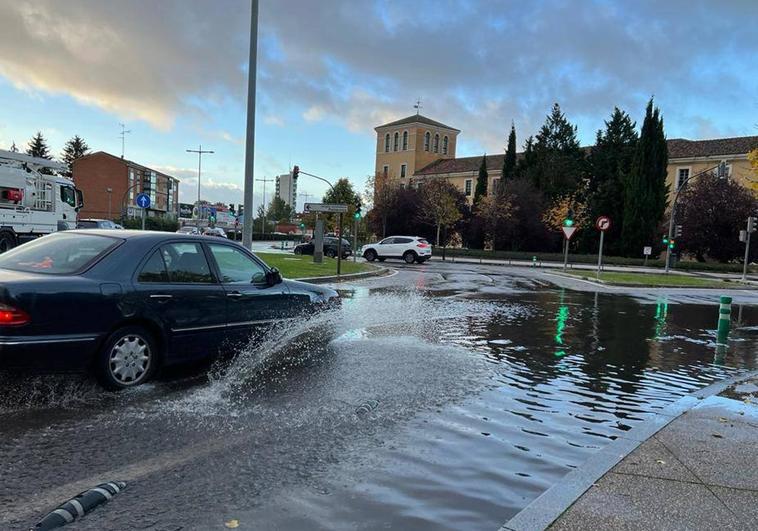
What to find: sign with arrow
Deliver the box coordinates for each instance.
[562,226,577,240]
[304,203,347,213]
[135,193,151,209]
[595,215,611,232]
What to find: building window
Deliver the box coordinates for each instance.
[384,133,390,153]
[393,132,399,151]
[383,165,389,179]
[443,136,449,155]
[491,178,500,195]
[465,179,472,196]
[400,164,407,178]
[676,168,690,190]
[433,134,439,153]
[424,132,430,151]
[402,130,408,150]
[720,160,733,178]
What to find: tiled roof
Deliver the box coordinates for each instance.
[375,114,460,132]
[667,136,758,159]
[414,136,758,176]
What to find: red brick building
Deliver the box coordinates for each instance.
[73,152,179,220]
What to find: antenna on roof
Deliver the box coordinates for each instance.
[414,97,422,116]
[119,123,131,159]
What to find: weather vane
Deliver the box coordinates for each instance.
[414,97,422,116]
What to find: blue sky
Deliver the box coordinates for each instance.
[1,0,756,212]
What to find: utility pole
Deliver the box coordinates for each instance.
[742,217,755,282]
[119,123,131,159]
[298,192,313,213]
[242,0,259,249]
[256,176,273,234]
[106,187,113,219]
[186,145,214,229]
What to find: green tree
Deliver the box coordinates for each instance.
[501,123,517,185]
[266,196,294,223]
[621,99,668,256]
[582,108,638,254]
[26,131,52,159]
[676,172,758,262]
[417,179,463,246]
[61,135,90,176]
[515,136,536,179]
[322,177,359,230]
[474,154,488,203]
[524,103,585,198]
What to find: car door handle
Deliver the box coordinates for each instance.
[226,292,245,297]
[149,294,173,299]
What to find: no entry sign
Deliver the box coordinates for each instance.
[595,216,612,232]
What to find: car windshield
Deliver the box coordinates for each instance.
[0,233,118,274]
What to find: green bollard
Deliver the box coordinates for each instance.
[532,256,537,268]
[716,295,732,345]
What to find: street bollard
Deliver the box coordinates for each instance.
[532,256,537,267]
[716,295,732,345]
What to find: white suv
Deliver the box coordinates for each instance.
[362,236,432,264]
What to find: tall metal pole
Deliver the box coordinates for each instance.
[596,230,605,280]
[664,203,675,273]
[242,0,259,249]
[256,177,272,234]
[742,217,754,282]
[563,237,569,271]
[187,145,214,229]
[353,217,358,262]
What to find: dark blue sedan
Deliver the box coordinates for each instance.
[0,230,339,389]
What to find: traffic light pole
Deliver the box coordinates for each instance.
[353,217,358,262]
[336,213,343,276]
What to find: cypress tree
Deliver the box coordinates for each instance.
[621,99,668,256]
[474,153,488,203]
[502,123,517,184]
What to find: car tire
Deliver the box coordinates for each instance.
[403,251,417,264]
[0,231,17,253]
[95,326,157,390]
[294,247,303,255]
[364,249,377,262]
[326,249,336,258]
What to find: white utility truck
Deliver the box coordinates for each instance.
[0,149,83,252]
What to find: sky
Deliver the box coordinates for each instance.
[0,0,756,212]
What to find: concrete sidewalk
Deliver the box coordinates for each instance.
[550,378,758,530]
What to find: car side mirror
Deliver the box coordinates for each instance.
[265,268,282,286]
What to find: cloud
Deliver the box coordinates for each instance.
[1,0,756,152]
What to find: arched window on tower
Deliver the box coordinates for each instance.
[442,136,449,155]
[384,133,390,153]
[424,132,430,151]
[393,132,399,151]
[402,131,408,150]
[433,134,440,153]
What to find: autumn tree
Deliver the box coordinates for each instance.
[417,179,463,246]
[497,178,553,251]
[366,172,398,238]
[676,172,758,262]
[747,148,758,194]
[476,194,513,247]
[542,194,588,232]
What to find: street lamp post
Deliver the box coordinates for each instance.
[106,187,113,219]
[242,0,259,249]
[256,176,273,234]
[664,162,725,273]
[186,145,214,229]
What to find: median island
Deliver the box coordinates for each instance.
[256,252,377,279]
[560,270,738,288]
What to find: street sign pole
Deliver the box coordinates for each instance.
[596,230,605,280]
[742,217,754,282]
[353,217,358,262]
[313,218,324,264]
[563,236,569,271]
[337,212,343,276]
[594,216,611,279]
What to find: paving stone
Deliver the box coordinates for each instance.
[710,485,758,524]
[550,473,744,530]
[611,437,699,483]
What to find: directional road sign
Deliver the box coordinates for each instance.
[562,226,577,240]
[595,215,612,232]
[136,193,151,209]
[304,203,347,213]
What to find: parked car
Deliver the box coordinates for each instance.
[293,237,352,259]
[176,226,200,235]
[361,236,432,264]
[203,227,228,238]
[76,219,123,229]
[0,230,339,389]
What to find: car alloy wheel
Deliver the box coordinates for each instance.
[109,334,152,386]
[326,249,336,258]
[364,249,377,261]
[403,251,417,264]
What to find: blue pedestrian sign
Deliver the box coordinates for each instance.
[135,193,151,209]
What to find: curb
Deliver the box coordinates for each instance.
[294,265,390,284]
[544,272,756,291]
[499,369,758,531]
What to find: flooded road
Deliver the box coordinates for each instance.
[1,262,757,530]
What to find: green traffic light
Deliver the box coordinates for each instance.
[669,242,675,249]
[354,212,361,220]
[563,219,574,227]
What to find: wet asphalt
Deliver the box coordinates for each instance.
[1,260,757,530]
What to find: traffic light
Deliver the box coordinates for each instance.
[229,203,235,214]
[662,236,669,245]
[563,207,574,227]
[299,222,305,229]
[675,225,683,238]
[292,165,299,180]
[669,239,675,249]
[748,216,757,233]
[354,199,362,220]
